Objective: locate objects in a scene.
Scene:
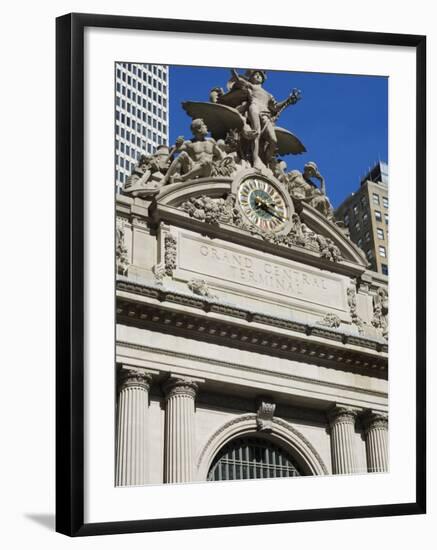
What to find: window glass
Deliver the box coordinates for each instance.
[375,210,382,221]
[379,245,387,257]
[207,437,303,482]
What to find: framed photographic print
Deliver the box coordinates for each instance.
[56,13,426,536]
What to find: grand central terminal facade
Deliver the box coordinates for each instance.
[114,69,389,486]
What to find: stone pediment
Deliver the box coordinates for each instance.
[150,174,368,273]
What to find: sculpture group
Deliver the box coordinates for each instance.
[124,68,334,222]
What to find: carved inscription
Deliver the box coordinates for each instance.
[178,235,346,311]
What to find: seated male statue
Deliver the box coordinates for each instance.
[161,118,224,185]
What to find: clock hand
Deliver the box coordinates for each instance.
[263,202,287,221]
[254,196,287,221]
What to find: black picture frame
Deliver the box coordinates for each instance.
[56,12,426,537]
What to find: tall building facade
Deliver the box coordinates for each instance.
[115,63,169,192]
[335,162,389,275]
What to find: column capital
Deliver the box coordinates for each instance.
[327,405,360,426]
[119,367,153,392]
[362,411,389,433]
[163,376,200,400]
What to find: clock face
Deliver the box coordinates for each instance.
[238,177,288,232]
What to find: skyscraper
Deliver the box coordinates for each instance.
[115,63,169,193]
[335,161,389,275]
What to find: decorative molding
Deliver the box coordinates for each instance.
[164,233,177,276]
[115,222,129,276]
[118,367,153,392]
[162,376,199,400]
[152,262,166,285]
[152,232,177,283]
[327,405,359,426]
[181,193,343,263]
[347,286,365,335]
[187,279,216,299]
[118,340,389,398]
[116,278,387,356]
[197,414,255,468]
[272,417,329,475]
[362,411,389,434]
[256,397,276,432]
[116,285,387,380]
[371,287,389,341]
[316,313,341,329]
[196,413,329,476]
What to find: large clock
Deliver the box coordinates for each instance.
[234,173,294,234]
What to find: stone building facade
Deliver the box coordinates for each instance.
[114,69,388,485]
[115,174,388,485]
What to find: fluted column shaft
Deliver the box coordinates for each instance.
[115,368,152,486]
[364,412,388,473]
[328,406,358,475]
[164,378,198,484]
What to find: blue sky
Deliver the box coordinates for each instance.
[168,66,388,208]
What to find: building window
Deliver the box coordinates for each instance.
[363,212,368,224]
[377,228,385,240]
[360,196,367,208]
[354,221,360,232]
[373,193,380,205]
[357,238,363,248]
[381,264,389,275]
[365,231,370,242]
[384,213,389,224]
[207,437,303,481]
[366,249,373,260]
[374,210,382,222]
[383,196,389,208]
[353,205,359,216]
[379,245,387,257]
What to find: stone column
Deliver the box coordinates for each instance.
[163,377,199,484]
[363,412,389,473]
[328,406,358,475]
[115,367,153,486]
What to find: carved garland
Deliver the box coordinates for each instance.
[153,232,178,283]
[115,222,130,275]
[347,286,365,335]
[180,194,343,262]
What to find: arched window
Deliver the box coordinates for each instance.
[207,436,303,481]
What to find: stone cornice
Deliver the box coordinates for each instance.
[118,341,388,400]
[116,279,388,377]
